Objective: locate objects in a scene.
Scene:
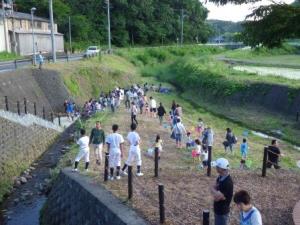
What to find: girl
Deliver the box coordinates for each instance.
[144,102,150,116]
[154,134,163,159]
[192,139,202,163]
[197,118,204,136]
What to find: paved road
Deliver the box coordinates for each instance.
[0,54,84,73]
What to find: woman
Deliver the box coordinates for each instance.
[171,118,187,148]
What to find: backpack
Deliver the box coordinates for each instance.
[232,135,238,144]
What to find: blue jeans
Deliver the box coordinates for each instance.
[215,213,229,225]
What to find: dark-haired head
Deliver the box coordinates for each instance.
[131,123,137,131]
[80,129,86,136]
[112,124,118,132]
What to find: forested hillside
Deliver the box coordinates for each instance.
[15,0,211,47]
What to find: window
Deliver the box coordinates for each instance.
[37,21,42,29]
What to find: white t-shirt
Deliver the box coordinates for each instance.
[77,136,90,151]
[131,105,138,115]
[127,131,140,146]
[196,145,202,154]
[202,151,208,161]
[106,133,124,149]
[241,207,262,225]
[150,99,157,108]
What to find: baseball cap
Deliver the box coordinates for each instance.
[216,158,230,170]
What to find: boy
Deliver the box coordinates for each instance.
[121,123,144,176]
[106,124,124,180]
[73,129,90,172]
[240,138,248,169]
[233,190,262,225]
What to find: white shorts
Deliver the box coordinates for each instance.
[93,144,103,155]
[109,148,121,168]
[75,149,89,163]
[126,146,142,166]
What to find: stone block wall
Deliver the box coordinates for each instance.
[41,168,148,225]
[0,116,59,200]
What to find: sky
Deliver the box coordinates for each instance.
[203,0,294,22]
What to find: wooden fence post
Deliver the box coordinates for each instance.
[17,101,20,115]
[50,112,54,122]
[128,166,133,200]
[104,152,109,182]
[14,60,17,69]
[154,147,159,177]
[207,146,212,177]
[34,102,37,115]
[262,147,268,177]
[5,96,9,111]
[158,184,165,224]
[24,98,27,114]
[203,210,210,225]
[58,113,61,126]
[42,106,46,119]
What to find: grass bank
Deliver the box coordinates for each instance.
[0,52,23,62]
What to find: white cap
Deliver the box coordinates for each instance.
[216,158,230,170]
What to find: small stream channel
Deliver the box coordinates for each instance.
[0,124,75,225]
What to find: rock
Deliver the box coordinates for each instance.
[20,177,27,184]
[44,178,51,184]
[32,163,38,166]
[39,183,44,192]
[62,145,71,150]
[13,198,20,205]
[14,180,21,187]
[29,166,35,170]
[25,175,32,180]
[60,149,66,154]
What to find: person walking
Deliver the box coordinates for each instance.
[106,124,124,180]
[157,102,166,125]
[233,190,262,225]
[121,123,144,176]
[90,121,105,165]
[210,158,233,225]
[37,51,44,70]
[171,118,187,148]
[149,96,157,118]
[223,128,237,153]
[131,101,138,125]
[72,129,90,172]
[267,139,283,169]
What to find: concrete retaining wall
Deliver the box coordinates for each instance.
[41,168,148,225]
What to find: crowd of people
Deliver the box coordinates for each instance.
[70,83,286,225]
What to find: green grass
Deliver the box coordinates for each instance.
[0,51,23,62]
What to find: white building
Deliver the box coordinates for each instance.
[0,7,64,56]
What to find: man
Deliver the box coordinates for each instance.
[121,123,144,176]
[233,190,262,225]
[131,102,138,125]
[267,139,283,169]
[149,96,157,118]
[157,102,166,125]
[210,158,233,225]
[106,124,124,180]
[90,121,105,165]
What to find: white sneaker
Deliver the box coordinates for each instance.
[116,176,121,180]
[85,169,89,172]
[109,176,114,181]
[136,172,144,177]
[121,171,128,176]
[72,168,78,172]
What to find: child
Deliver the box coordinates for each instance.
[154,134,163,159]
[186,132,194,149]
[192,139,202,163]
[144,102,150,116]
[197,118,204,136]
[73,129,90,172]
[240,138,248,169]
[201,148,208,169]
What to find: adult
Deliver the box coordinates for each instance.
[224,128,237,153]
[267,139,283,169]
[130,101,138,125]
[138,95,145,114]
[171,118,187,148]
[210,158,233,225]
[110,95,115,113]
[66,101,74,121]
[121,123,144,176]
[157,102,167,125]
[73,129,90,172]
[90,121,105,165]
[149,96,157,118]
[37,51,44,70]
[174,104,182,117]
[106,124,124,180]
[233,190,262,225]
[171,100,177,115]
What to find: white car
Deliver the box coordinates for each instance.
[84,46,100,57]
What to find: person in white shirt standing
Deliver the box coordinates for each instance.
[73,129,90,172]
[149,96,157,118]
[233,190,262,225]
[106,124,124,180]
[121,123,144,176]
[131,102,138,125]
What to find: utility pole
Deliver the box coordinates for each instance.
[11,0,17,53]
[31,7,36,65]
[68,16,72,53]
[1,0,8,51]
[49,0,56,62]
[106,0,112,53]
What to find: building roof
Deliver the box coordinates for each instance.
[0,9,49,23]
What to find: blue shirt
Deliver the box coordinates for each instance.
[240,143,248,156]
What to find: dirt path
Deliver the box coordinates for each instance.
[81,98,300,225]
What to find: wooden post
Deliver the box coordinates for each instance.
[50,112,54,122]
[128,166,133,200]
[58,113,61,126]
[42,106,46,119]
[154,147,159,177]
[262,147,268,177]
[14,60,17,69]
[104,152,109,182]
[203,210,210,225]
[4,96,9,111]
[17,101,20,115]
[158,184,165,224]
[207,146,212,177]
[24,98,27,114]
[34,102,37,115]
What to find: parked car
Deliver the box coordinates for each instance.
[84,46,100,57]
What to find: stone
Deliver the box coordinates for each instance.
[13,198,20,205]
[14,180,21,187]
[29,166,35,170]
[20,177,27,184]
[44,178,51,184]
[25,175,32,180]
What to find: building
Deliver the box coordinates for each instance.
[0,5,64,56]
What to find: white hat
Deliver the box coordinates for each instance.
[216,158,230,170]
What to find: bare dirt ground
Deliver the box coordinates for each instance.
[83,97,300,225]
